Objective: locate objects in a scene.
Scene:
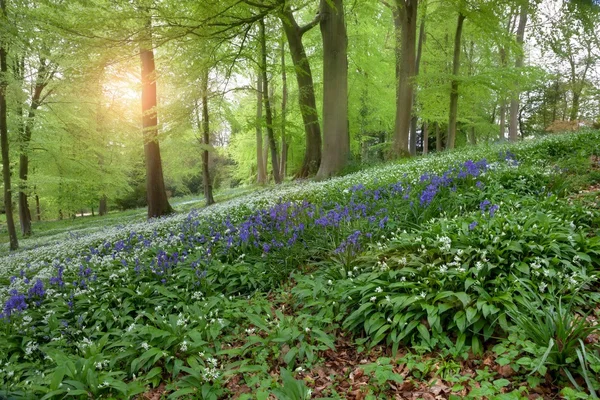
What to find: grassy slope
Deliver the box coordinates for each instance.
[1,132,600,399]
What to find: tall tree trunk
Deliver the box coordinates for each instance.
[509,2,527,141]
[409,11,425,156]
[280,6,322,177]
[259,18,282,184]
[139,15,173,218]
[422,122,429,155]
[435,122,442,152]
[255,74,266,185]
[17,63,46,237]
[316,0,349,179]
[447,11,465,150]
[280,34,288,179]
[201,69,215,205]
[498,46,507,140]
[392,0,418,158]
[0,0,18,250]
[99,195,107,216]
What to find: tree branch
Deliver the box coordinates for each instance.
[299,12,321,35]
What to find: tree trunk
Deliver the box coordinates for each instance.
[140,15,173,218]
[509,2,527,141]
[498,101,506,139]
[316,0,349,179]
[280,34,288,179]
[570,91,580,122]
[201,69,215,205]
[469,126,477,145]
[99,195,107,216]
[422,122,429,155]
[409,11,425,156]
[280,6,322,178]
[447,12,465,150]
[392,0,418,158]
[435,122,442,152]
[35,191,41,221]
[0,0,18,250]
[17,64,45,237]
[259,18,282,184]
[255,74,266,185]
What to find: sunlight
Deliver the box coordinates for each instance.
[103,65,139,102]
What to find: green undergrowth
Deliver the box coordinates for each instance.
[1,132,600,399]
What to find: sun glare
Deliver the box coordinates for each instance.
[103,66,140,103]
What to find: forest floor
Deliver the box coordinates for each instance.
[1,132,600,400]
[0,186,256,253]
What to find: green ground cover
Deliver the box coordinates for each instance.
[1,132,600,399]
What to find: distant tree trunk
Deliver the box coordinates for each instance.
[201,69,215,205]
[391,0,418,158]
[91,207,95,217]
[280,34,288,179]
[469,126,477,145]
[498,46,506,140]
[509,2,527,141]
[447,11,465,150]
[570,92,580,122]
[435,122,442,152]
[263,140,269,181]
[280,5,322,177]
[409,11,425,156]
[259,18,282,184]
[256,74,266,185]
[422,122,429,154]
[35,189,41,221]
[316,0,349,179]
[0,0,18,250]
[498,101,506,139]
[139,15,173,218]
[99,195,107,216]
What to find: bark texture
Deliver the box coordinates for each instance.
[140,16,173,218]
[446,11,465,150]
[509,2,527,141]
[409,11,425,156]
[316,0,349,180]
[99,195,107,216]
[0,0,18,250]
[201,70,215,205]
[392,0,418,158]
[279,5,321,177]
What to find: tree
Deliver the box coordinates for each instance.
[446,9,466,150]
[409,8,426,155]
[201,69,215,205]
[139,13,173,218]
[279,1,322,177]
[388,0,419,157]
[316,0,349,179]
[509,0,528,141]
[279,33,288,178]
[255,73,267,184]
[0,0,18,250]
[259,17,282,184]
